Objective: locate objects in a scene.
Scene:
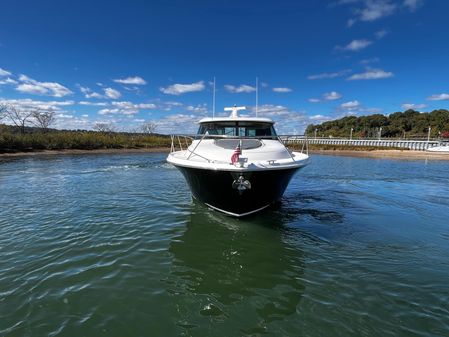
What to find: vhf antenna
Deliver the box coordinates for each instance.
[255,77,259,117]
[212,77,216,119]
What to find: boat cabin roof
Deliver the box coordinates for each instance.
[198,117,274,124]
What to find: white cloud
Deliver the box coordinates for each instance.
[113,76,147,85]
[427,93,449,101]
[0,98,75,112]
[360,57,380,64]
[86,92,103,99]
[308,98,321,103]
[0,68,12,76]
[310,114,330,121]
[338,0,423,26]
[339,0,397,25]
[186,104,208,113]
[52,115,91,130]
[363,107,383,113]
[98,100,156,116]
[1,97,99,130]
[337,39,372,51]
[272,87,292,93]
[78,101,108,106]
[308,91,342,103]
[164,101,183,107]
[156,113,202,134]
[401,103,426,110]
[157,100,184,111]
[323,91,342,100]
[16,75,73,97]
[224,84,256,93]
[79,86,103,99]
[137,103,157,109]
[347,68,393,80]
[309,115,333,125]
[112,101,156,110]
[98,108,121,115]
[160,81,205,95]
[56,113,74,119]
[79,86,122,100]
[332,0,361,6]
[248,104,312,134]
[0,77,18,85]
[403,0,422,12]
[104,87,121,99]
[341,100,361,109]
[375,29,388,39]
[334,100,382,116]
[250,104,291,117]
[307,69,351,80]
[16,83,49,95]
[358,0,396,22]
[347,18,357,27]
[148,102,210,133]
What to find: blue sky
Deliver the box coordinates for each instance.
[0,0,448,134]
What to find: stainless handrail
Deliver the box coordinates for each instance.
[170,135,194,153]
[187,132,209,160]
[169,133,310,163]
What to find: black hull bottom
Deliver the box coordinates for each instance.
[175,166,301,216]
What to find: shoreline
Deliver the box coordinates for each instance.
[310,149,449,160]
[1,147,449,161]
[0,147,170,158]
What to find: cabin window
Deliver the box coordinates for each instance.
[197,122,277,139]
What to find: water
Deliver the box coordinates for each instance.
[1,153,448,337]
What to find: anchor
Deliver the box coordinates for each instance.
[232,175,251,195]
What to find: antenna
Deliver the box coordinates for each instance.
[212,77,216,119]
[255,77,259,117]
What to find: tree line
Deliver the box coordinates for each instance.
[0,103,158,134]
[305,109,449,139]
[0,103,167,152]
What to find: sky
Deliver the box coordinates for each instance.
[0,0,448,134]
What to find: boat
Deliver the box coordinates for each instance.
[426,141,449,153]
[166,106,309,217]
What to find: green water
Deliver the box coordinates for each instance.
[0,153,448,336]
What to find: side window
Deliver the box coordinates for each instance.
[246,129,256,137]
[224,127,236,136]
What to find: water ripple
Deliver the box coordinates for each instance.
[1,153,449,336]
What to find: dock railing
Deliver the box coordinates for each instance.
[280,136,440,151]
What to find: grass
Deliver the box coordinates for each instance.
[0,128,171,153]
[0,124,412,154]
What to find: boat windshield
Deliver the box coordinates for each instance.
[197,121,277,139]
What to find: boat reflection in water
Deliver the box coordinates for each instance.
[166,203,306,335]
